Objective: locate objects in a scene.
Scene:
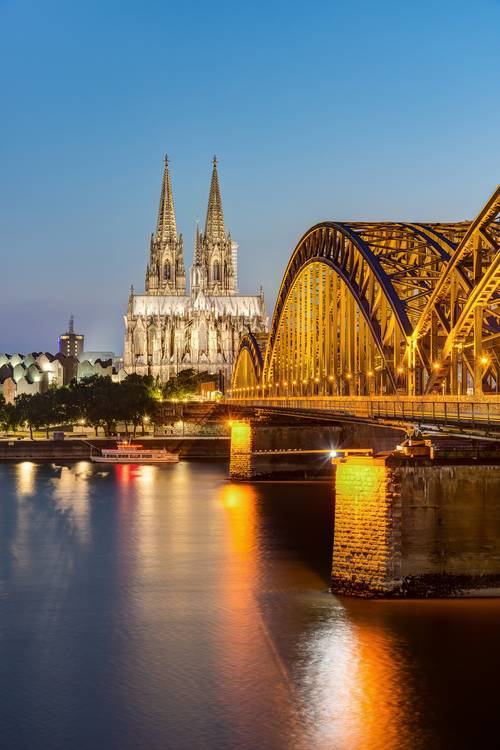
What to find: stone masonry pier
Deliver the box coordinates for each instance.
[331,457,500,597]
[229,420,500,597]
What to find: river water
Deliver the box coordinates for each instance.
[1,460,499,749]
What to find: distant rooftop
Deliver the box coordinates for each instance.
[80,351,116,364]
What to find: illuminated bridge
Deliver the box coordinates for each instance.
[228,186,500,435]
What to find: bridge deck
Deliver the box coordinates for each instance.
[227,396,500,435]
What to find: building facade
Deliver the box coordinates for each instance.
[123,156,267,387]
[0,351,126,403]
[58,316,84,359]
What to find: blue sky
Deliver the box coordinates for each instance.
[1,0,499,353]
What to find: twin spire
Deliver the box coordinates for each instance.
[148,154,236,296]
[156,154,225,245]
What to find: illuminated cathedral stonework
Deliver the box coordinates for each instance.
[123,156,267,385]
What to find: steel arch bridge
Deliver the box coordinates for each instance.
[230,186,500,403]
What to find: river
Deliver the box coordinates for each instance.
[0,460,498,749]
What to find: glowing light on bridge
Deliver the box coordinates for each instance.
[230,186,500,399]
[332,456,400,595]
[228,421,253,479]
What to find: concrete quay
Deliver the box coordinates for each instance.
[0,436,230,461]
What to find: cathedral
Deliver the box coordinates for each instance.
[123,156,268,387]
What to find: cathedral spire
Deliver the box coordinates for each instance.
[194,220,203,263]
[147,154,185,296]
[204,155,225,242]
[156,154,177,242]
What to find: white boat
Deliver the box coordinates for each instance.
[91,442,179,464]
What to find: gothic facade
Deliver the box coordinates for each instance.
[123,156,267,386]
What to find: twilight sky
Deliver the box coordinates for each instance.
[1,0,500,354]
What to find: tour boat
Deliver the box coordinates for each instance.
[91,442,179,464]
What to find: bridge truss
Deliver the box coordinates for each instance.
[231,187,500,398]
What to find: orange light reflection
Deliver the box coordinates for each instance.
[298,606,415,750]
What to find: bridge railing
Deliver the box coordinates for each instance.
[226,396,500,429]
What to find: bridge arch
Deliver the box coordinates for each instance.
[231,332,265,393]
[262,221,455,396]
[231,187,500,398]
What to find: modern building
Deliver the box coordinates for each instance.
[0,352,64,403]
[58,316,84,358]
[0,351,125,403]
[123,156,268,387]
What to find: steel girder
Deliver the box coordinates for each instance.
[262,221,453,394]
[415,187,500,393]
[231,186,500,397]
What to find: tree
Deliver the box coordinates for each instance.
[119,375,156,436]
[4,373,160,439]
[36,389,65,438]
[162,368,214,400]
[76,376,121,436]
[14,394,36,438]
[0,395,10,433]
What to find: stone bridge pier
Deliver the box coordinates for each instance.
[229,420,500,597]
[332,456,500,597]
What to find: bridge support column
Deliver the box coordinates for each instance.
[331,456,402,596]
[229,420,254,480]
[331,458,500,597]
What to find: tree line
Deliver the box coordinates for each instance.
[0,369,216,438]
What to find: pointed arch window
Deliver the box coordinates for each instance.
[164,262,171,281]
[213,260,221,282]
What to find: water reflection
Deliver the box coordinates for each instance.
[0,462,499,750]
[220,483,257,560]
[15,460,36,497]
[297,604,417,750]
[50,463,91,544]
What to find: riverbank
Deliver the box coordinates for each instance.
[0,436,230,461]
